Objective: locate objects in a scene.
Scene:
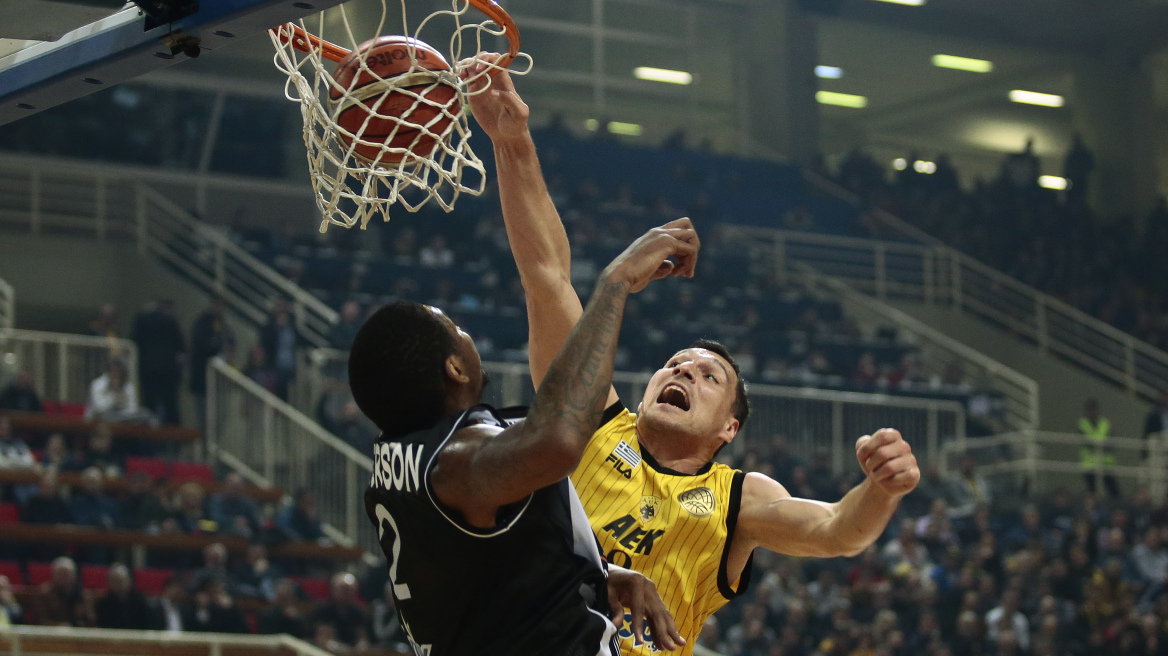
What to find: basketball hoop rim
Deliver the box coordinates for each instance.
[272,0,522,68]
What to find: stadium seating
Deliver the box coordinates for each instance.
[79,564,108,590]
[132,567,174,596]
[0,560,21,584]
[170,462,215,483]
[26,561,52,586]
[290,576,331,601]
[125,456,170,480]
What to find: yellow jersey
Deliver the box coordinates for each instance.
[571,403,752,656]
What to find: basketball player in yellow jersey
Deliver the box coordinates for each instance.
[463,55,921,655]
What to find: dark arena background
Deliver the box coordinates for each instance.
[2,0,1168,655]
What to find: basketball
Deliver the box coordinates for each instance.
[329,36,460,166]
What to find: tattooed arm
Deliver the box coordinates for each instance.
[431,224,700,526]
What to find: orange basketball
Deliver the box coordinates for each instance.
[330,36,460,166]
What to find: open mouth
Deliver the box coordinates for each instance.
[657,383,690,411]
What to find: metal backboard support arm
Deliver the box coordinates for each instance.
[0,0,348,126]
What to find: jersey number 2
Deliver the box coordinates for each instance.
[374,504,412,600]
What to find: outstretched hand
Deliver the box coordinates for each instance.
[603,218,700,293]
[855,428,920,498]
[458,52,529,143]
[607,565,685,651]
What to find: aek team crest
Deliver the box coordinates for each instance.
[639,495,662,525]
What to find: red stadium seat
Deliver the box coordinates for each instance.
[246,614,258,634]
[27,562,53,586]
[59,402,86,418]
[0,503,19,524]
[0,561,22,585]
[41,400,60,415]
[125,456,170,480]
[134,567,174,596]
[171,462,214,483]
[80,565,109,590]
[293,576,331,601]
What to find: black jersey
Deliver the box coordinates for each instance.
[364,404,619,656]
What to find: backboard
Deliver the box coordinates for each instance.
[0,0,350,126]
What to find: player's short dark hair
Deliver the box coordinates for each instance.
[349,302,456,438]
[691,339,750,428]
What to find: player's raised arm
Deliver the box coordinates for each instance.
[459,54,582,393]
[434,223,699,517]
[460,54,698,404]
[730,429,920,563]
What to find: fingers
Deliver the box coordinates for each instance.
[629,583,646,646]
[647,602,684,651]
[855,428,901,464]
[661,217,694,230]
[662,220,700,277]
[886,467,921,489]
[863,442,910,475]
[608,598,625,629]
[652,261,676,282]
[458,52,516,92]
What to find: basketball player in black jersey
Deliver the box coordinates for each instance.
[348,223,697,655]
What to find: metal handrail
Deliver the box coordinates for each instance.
[136,184,339,345]
[940,430,1168,501]
[301,348,967,473]
[0,154,339,345]
[208,357,371,468]
[0,277,13,330]
[206,357,373,551]
[722,225,1168,401]
[0,328,139,404]
[794,263,1040,430]
[0,625,333,656]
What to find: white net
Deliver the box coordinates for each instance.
[271,0,531,232]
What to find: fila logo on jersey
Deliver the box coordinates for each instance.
[678,487,715,517]
[601,515,666,555]
[604,440,641,479]
[371,442,424,493]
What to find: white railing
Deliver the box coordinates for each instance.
[0,277,12,330]
[205,358,376,555]
[0,155,339,346]
[0,625,332,656]
[0,328,137,405]
[301,349,966,472]
[940,431,1168,503]
[792,262,1039,431]
[722,225,1168,402]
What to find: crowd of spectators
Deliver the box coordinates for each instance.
[44,293,316,429]
[224,174,993,445]
[693,437,1168,656]
[0,404,399,651]
[0,556,405,652]
[834,138,1168,353]
[0,422,328,548]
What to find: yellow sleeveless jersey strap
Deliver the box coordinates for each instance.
[599,401,628,431]
[716,470,752,600]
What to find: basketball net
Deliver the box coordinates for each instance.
[270,0,530,232]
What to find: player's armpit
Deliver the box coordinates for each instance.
[430,422,571,529]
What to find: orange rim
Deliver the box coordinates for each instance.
[466,0,521,68]
[271,0,522,67]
